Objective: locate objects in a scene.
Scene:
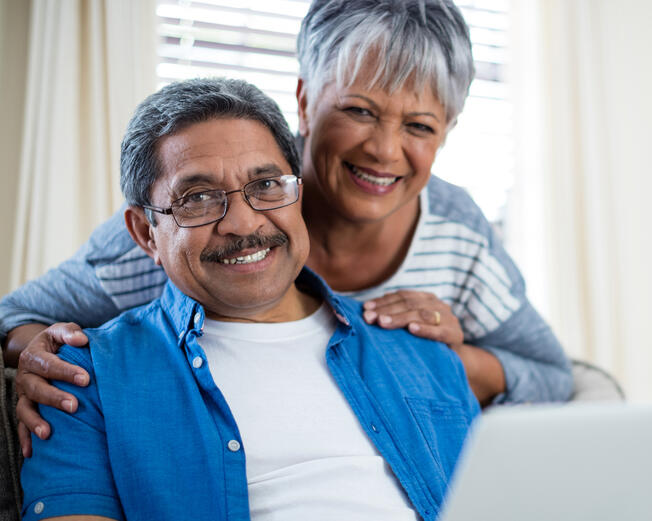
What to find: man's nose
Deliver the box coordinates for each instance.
[215,192,266,237]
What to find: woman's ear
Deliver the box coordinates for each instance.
[124,206,162,266]
[296,77,310,137]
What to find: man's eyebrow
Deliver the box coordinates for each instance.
[248,163,285,178]
[170,173,216,194]
[342,94,441,123]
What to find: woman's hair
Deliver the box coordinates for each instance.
[296,0,475,125]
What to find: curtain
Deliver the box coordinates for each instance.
[10,0,157,288]
[508,0,652,401]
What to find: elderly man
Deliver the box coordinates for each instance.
[20,78,479,521]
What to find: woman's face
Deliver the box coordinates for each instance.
[298,72,447,223]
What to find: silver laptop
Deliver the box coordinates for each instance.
[439,403,652,521]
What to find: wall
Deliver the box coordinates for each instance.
[0,0,30,296]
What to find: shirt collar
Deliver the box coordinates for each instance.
[159,266,354,340]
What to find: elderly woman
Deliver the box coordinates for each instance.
[1,0,572,455]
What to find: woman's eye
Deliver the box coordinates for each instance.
[344,106,374,117]
[408,122,435,134]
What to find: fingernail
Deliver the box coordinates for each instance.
[62,399,74,413]
[409,323,420,332]
[364,301,376,310]
[22,446,28,458]
[35,426,43,439]
[74,374,88,386]
[379,315,391,325]
[363,311,377,323]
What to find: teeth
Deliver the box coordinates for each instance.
[220,248,270,265]
[348,163,398,186]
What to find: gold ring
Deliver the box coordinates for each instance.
[434,311,441,326]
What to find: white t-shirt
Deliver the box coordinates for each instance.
[198,303,418,521]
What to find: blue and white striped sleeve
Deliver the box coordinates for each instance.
[0,207,165,343]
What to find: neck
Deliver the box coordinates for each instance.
[205,284,321,324]
[301,170,421,292]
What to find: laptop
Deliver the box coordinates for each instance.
[439,403,652,521]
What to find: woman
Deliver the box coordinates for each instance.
[2,0,572,455]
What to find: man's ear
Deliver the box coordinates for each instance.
[296,77,310,137]
[124,206,162,266]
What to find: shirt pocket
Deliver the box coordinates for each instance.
[405,397,472,478]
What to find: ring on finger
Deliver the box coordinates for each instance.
[434,311,441,326]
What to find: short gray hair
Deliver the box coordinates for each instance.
[120,77,301,207]
[296,0,474,125]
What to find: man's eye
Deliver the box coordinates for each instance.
[255,179,281,191]
[183,192,214,205]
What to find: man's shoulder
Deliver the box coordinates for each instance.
[73,298,167,361]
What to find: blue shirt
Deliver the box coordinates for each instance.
[21,269,480,521]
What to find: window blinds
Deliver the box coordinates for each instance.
[156,0,513,224]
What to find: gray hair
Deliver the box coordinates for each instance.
[120,77,301,207]
[296,0,475,125]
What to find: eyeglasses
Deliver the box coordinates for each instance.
[143,174,302,228]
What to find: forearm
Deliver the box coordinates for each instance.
[456,343,506,407]
[2,323,48,368]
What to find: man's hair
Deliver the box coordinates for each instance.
[120,77,301,207]
[296,0,475,126]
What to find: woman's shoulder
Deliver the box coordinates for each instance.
[423,175,492,236]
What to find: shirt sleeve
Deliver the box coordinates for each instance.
[469,223,574,404]
[425,177,573,404]
[20,346,124,521]
[0,208,136,343]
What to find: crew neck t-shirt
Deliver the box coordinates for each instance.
[198,303,419,521]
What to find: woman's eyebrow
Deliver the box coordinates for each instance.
[342,94,441,123]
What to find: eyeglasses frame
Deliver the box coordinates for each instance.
[142,174,302,228]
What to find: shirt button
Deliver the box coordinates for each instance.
[192,356,203,368]
[194,312,202,326]
[178,330,184,340]
[371,423,380,433]
[34,502,44,514]
[227,440,241,452]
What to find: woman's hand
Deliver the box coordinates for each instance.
[363,290,505,405]
[14,323,89,457]
[363,290,464,348]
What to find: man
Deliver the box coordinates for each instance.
[20,78,479,521]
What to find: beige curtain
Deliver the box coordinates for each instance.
[10,0,157,288]
[508,0,652,401]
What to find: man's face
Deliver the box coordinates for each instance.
[144,118,309,321]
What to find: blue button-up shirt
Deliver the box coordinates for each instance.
[21,268,480,521]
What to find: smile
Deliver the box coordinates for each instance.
[345,162,400,186]
[219,248,271,265]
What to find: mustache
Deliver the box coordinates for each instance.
[199,233,288,262]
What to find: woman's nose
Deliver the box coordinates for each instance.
[361,123,402,165]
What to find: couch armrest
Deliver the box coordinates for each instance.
[0,353,22,521]
[570,359,625,402]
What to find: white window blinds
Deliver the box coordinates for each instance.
[156,0,513,225]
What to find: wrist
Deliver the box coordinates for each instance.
[3,323,49,368]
